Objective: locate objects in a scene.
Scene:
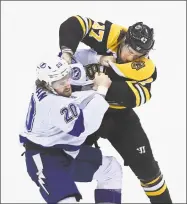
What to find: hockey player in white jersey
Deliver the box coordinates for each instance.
[20,55,123,203]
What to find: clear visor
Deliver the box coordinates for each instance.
[51,73,71,89]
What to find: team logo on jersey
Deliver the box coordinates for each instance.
[131,61,145,70]
[71,67,81,80]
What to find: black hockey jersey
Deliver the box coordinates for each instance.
[59,15,157,109]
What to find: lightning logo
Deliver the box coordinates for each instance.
[37,170,49,195]
[33,154,49,195]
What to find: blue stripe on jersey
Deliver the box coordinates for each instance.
[68,109,85,137]
[19,135,81,151]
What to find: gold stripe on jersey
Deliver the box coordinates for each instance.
[88,18,92,30]
[74,15,86,37]
[143,176,165,194]
[107,24,128,53]
[126,81,140,106]
[141,174,167,196]
[139,77,154,86]
[109,105,126,109]
[112,57,155,81]
[145,184,167,196]
[140,84,151,102]
[141,175,161,187]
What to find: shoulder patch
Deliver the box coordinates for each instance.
[71,67,81,80]
[131,61,145,70]
[110,57,155,81]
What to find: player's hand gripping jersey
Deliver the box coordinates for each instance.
[59,16,157,109]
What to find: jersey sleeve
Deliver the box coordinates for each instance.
[106,80,153,108]
[59,15,112,54]
[49,94,109,137]
[59,15,93,53]
[74,49,100,65]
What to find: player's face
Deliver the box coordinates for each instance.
[120,44,143,62]
[52,74,72,97]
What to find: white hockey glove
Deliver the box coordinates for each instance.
[60,46,73,64]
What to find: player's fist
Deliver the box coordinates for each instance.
[99,55,116,67]
[94,72,112,88]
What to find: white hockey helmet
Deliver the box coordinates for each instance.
[36,56,71,94]
[36,56,71,85]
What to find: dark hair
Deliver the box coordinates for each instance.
[35,79,50,92]
[116,30,127,63]
[117,29,127,44]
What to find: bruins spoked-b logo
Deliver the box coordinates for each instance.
[131,61,145,70]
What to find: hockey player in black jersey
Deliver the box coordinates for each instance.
[58,15,172,203]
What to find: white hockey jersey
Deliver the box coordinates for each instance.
[70,49,102,87]
[20,86,109,157]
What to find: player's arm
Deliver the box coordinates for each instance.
[74,49,101,65]
[59,16,93,53]
[106,80,153,108]
[74,49,115,67]
[81,61,156,108]
[106,57,157,108]
[49,94,109,137]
